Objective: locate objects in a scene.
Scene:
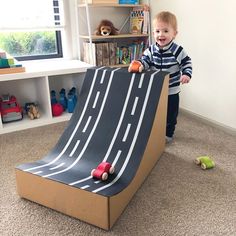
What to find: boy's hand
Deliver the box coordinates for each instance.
[128,60,144,73]
[180,75,191,84]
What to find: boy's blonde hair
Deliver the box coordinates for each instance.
[153,11,178,31]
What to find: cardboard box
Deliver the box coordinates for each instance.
[15,70,169,230]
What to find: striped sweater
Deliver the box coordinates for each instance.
[140,41,192,95]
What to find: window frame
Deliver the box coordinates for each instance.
[0,0,64,61]
[14,31,63,61]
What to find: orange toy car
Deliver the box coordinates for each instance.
[128,60,144,73]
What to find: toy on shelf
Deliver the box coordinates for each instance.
[0,49,25,74]
[0,94,23,123]
[50,90,57,105]
[51,90,64,116]
[195,156,215,170]
[91,162,115,181]
[67,87,77,113]
[51,87,77,114]
[95,20,119,36]
[52,103,64,117]
[25,103,40,120]
[59,88,68,111]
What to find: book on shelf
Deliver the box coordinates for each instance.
[95,43,103,66]
[143,7,149,34]
[83,42,96,65]
[130,6,149,35]
[83,39,148,66]
[119,46,130,65]
[83,41,117,66]
[109,42,117,66]
[102,43,110,66]
[116,39,148,65]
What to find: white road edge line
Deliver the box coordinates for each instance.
[49,163,65,170]
[33,171,42,175]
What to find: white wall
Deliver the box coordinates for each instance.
[150,0,236,130]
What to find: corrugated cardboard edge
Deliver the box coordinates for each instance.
[15,170,110,229]
[15,74,169,230]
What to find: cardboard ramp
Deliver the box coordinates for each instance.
[15,67,169,230]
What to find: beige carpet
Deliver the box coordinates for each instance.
[0,112,236,236]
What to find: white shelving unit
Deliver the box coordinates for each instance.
[0,60,91,134]
[77,0,151,66]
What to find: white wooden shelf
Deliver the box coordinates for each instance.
[79,33,149,40]
[0,59,92,134]
[76,0,151,66]
[78,3,145,8]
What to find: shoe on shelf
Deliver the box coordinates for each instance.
[165,136,173,143]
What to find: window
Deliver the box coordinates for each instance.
[0,0,64,61]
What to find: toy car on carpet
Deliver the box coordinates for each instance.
[195,156,215,170]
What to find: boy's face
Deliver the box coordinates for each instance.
[153,21,177,48]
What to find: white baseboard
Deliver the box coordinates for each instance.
[180,108,236,136]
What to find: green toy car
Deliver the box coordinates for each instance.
[195,156,215,170]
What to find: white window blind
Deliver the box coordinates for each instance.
[0,0,64,31]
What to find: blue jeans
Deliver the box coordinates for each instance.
[166,93,179,137]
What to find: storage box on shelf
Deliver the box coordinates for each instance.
[77,0,150,67]
[0,60,91,134]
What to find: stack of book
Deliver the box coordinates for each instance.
[130,6,149,34]
[83,39,148,66]
[116,39,148,65]
[83,42,117,66]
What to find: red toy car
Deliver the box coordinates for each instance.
[91,162,115,181]
[0,94,23,123]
